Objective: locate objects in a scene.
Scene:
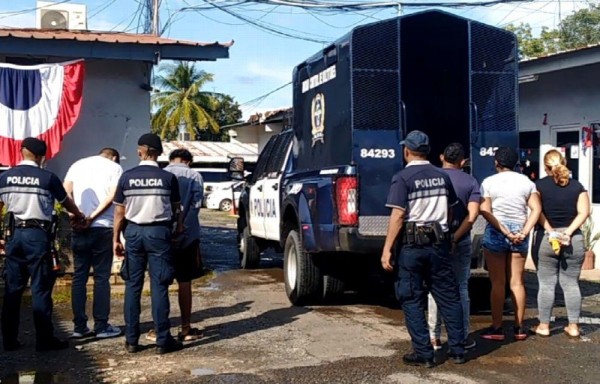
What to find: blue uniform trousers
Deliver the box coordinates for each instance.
[395,242,465,359]
[2,227,56,345]
[123,223,175,347]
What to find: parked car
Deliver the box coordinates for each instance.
[205,181,244,211]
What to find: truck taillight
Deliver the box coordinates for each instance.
[336,176,358,226]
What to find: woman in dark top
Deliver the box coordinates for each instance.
[533,149,590,338]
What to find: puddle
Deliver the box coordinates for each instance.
[1,371,71,384]
[190,368,216,376]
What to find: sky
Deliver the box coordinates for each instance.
[0,0,590,119]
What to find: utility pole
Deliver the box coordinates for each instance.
[152,0,160,36]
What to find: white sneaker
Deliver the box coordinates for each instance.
[96,324,122,339]
[71,328,94,339]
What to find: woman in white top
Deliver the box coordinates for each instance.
[479,147,541,342]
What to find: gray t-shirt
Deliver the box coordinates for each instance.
[480,171,537,225]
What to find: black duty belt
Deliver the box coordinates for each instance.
[15,219,51,231]
[402,222,447,245]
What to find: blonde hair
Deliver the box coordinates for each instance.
[544,149,570,187]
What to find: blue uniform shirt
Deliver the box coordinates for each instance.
[386,160,457,232]
[114,161,181,225]
[0,160,67,221]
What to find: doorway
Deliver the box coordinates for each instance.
[552,127,580,180]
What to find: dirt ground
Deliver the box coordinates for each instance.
[2,209,600,384]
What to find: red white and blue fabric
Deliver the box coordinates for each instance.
[0,60,85,166]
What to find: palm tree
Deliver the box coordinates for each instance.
[151,61,219,139]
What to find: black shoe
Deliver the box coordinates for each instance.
[480,326,505,341]
[156,339,183,355]
[36,338,69,352]
[448,352,466,364]
[402,352,435,368]
[4,340,22,352]
[125,342,141,353]
[514,326,528,341]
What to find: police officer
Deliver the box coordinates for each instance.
[113,133,184,354]
[381,130,465,367]
[0,138,86,352]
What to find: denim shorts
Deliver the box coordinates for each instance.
[483,222,529,254]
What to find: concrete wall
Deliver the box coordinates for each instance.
[520,62,600,268]
[0,57,151,177]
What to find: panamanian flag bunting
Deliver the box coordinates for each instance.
[0,60,85,166]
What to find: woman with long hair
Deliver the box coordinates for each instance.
[480,147,542,341]
[532,149,590,338]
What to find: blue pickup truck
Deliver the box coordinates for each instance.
[233,10,519,305]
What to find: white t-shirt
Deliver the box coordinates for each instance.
[480,171,537,225]
[64,155,123,228]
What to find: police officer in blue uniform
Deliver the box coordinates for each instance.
[0,138,86,352]
[113,133,184,354]
[381,130,466,367]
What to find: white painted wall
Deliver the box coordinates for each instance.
[230,122,283,153]
[46,60,151,178]
[520,63,600,268]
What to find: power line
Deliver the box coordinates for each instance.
[240,81,292,106]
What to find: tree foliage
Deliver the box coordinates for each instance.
[151,62,242,141]
[506,4,600,59]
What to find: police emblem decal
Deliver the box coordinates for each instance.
[311,93,325,146]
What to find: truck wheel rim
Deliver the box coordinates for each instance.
[221,201,232,211]
[287,244,297,289]
[240,233,246,254]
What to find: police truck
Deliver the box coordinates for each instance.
[233,10,519,305]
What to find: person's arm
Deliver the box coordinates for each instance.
[169,174,184,233]
[63,180,74,198]
[538,212,554,233]
[454,201,480,241]
[382,208,405,271]
[480,197,511,236]
[520,192,542,237]
[89,185,118,221]
[564,191,591,237]
[113,204,125,258]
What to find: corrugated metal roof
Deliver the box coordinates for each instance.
[0,28,233,48]
[158,141,258,163]
[520,43,600,63]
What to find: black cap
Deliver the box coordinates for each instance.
[400,130,430,154]
[21,137,47,157]
[495,146,519,169]
[137,133,163,154]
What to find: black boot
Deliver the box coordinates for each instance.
[402,352,435,368]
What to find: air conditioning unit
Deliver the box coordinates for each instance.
[36,1,87,30]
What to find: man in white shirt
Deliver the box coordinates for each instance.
[64,148,123,339]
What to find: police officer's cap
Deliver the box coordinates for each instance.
[138,133,163,154]
[21,137,47,157]
[494,146,519,169]
[401,130,430,154]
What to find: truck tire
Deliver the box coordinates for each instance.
[322,274,345,301]
[239,226,260,269]
[284,229,321,305]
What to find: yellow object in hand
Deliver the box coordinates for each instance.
[550,238,561,255]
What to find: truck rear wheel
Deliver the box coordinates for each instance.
[284,229,321,305]
[239,226,260,269]
[320,254,345,301]
[322,274,345,301]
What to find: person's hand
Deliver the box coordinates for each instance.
[0,239,5,252]
[507,232,522,245]
[560,232,572,246]
[381,249,394,272]
[113,241,125,259]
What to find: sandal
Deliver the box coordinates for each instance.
[178,327,203,342]
[564,327,580,339]
[530,325,550,337]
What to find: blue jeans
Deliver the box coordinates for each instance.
[71,228,114,333]
[428,237,471,341]
[123,223,175,347]
[395,242,465,360]
[2,227,56,345]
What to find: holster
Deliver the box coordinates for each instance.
[2,211,15,241]
[402,222,446,245]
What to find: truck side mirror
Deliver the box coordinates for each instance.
[229,157,244,181]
